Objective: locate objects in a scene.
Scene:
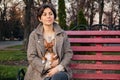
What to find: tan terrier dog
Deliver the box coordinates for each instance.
[42,39,58,71]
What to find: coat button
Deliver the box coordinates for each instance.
[38,40,40,43]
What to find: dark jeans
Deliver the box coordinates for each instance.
[44,71,68,80]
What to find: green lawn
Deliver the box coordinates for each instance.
[0,45,27,80]
[0,50,26,61]
[0,65,26,80]
[7,45,24,49]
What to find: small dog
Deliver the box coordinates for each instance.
[42,39,58,71]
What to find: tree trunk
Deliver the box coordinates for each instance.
[0,20,3,40]
[23,6,31,51]
[90,1,94,26]
[99,0,104,24]
[23,0,33,51]
[119,0,120,25]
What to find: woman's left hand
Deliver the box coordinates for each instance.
[46,66,59,77]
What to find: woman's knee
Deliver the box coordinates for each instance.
[51,71,68,80]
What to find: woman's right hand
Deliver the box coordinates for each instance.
[51,59,59,68]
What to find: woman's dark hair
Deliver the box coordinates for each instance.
[37,3,56,19]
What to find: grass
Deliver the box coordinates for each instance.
[0,44,26,61]
[0,65,26,80]
[0,50,26,61]
[7,45,23,49]
[0,45,27,80]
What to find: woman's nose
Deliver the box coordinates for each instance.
[46,14,51,18]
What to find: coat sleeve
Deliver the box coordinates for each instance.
[60,32,73,68]
[27,31,44,74]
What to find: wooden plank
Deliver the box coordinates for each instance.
[72,46,120,52]
[72,73,120,79]
[72,55,120,60]
[69,38,120,43]
[66,31,120,36]
[70,64,120,70]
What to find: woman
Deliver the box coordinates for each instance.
[24,3,73,80]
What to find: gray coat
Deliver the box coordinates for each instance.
[24,22,73,80]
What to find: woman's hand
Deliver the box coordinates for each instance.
[46,66,59,77]
[51,59,59,68]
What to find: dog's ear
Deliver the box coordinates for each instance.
[44,39,48,48]
[51,39,55,46]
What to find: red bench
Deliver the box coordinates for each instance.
[66,31,120,80]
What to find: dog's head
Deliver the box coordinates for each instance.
[44,39,54,52]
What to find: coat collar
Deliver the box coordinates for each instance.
[35,22,64,36]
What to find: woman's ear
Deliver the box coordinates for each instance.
[38,17,41,22]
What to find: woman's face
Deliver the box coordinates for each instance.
[39,8,55,26]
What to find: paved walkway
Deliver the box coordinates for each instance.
[0,41,23,50]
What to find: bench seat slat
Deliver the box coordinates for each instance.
[66,31,120,36]
[72,73,120,79]
[69,38,120,43]
[70,64,120,70]
[72,46,120,52]
[72,55,120,60]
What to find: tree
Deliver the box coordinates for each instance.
[88,0,96,26]
[67,0,77,30]
[42,0,51,3]
[98,0,104,24]
[77,10,88,30]
[23,0,34,51]
[118,0,120,25]
[0,0,7,40]
[58,0,67,30]
[8,3,24,40]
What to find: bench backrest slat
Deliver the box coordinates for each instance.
[66,31,120,36]
[72,55,120,60]
[72,46,120,52]
[73,74,120,79]
[69,38,120,43]
[70,64,120,70]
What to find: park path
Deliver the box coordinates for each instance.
[0,41,23,50]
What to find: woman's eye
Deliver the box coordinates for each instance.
[42,13,46,16]
[49,12,53,15]
[42,12,53,16]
